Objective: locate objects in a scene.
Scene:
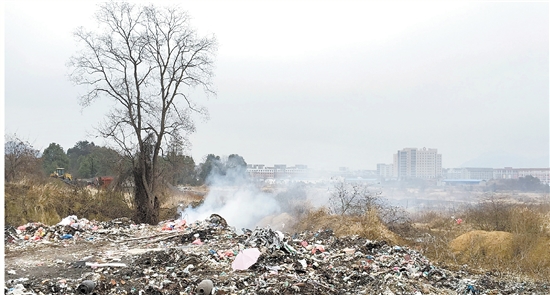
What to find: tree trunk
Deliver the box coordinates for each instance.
[133,159,159,224]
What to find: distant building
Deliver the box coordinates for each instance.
[443,167,493,180]
[443,168,464,179]
[377,163,394,179]
[247,164,274,178]
[394,147,442,179]
[493,167,550,184]
[493,167,515,180]
[285,165,309,177]
[466,167,494,180]
[246,164,308,179]
[515,168,550,184]
[442,167,549,184]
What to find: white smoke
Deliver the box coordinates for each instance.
[181,161,334,231]
[182,184,281,231]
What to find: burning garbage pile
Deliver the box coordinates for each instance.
[5,214,549,295]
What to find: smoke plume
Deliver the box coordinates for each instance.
[181,162,331,231]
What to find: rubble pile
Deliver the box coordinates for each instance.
[5,215,549,294]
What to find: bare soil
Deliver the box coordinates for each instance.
[5,239,126,284]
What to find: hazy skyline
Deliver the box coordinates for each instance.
[4,1,549,170]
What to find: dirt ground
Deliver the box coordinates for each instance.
[5,239,128,285]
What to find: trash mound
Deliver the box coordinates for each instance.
[5,215,550,294]
[5,215,141,247]
[449,230,514,261]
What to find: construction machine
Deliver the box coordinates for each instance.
[50,168,73,181]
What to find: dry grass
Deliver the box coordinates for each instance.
[159,185,207,208]
[5,178,133,226]
[293,207,403,245]
[449,230,514,263]
[156,186,208,221]
[447,230,550,279]
[4,179,208,226]
[409,201,550,280]
[407,211,468,269]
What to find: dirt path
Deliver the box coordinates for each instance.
[5,240,129,285]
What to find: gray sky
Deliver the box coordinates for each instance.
[3,1,549,170]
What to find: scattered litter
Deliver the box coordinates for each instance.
[4,214,549,294]
[6,284,34,295]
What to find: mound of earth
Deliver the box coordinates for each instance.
[449,230,514,261]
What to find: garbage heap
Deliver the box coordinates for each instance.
[5,216,138,245]
[5,214,549,295]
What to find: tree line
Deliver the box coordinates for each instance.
[4,133,247,187]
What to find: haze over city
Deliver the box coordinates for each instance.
[4,1,549,170]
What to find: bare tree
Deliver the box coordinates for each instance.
[329,181,381,216]
[4,134,41,182]
[329,181,412,233]
[69,2,216,224]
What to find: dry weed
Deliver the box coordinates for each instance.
[5,179,133,225]
[410,200,550,280]
[294,208,402,244]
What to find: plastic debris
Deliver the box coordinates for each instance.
[58,215,78,226]
[232,248,261,270]
[246,227,284,251]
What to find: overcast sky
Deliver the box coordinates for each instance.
[3,1,549,170]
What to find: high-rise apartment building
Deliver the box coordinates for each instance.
[394,147,442,179]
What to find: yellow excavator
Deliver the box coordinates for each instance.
[50,168,72,181]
